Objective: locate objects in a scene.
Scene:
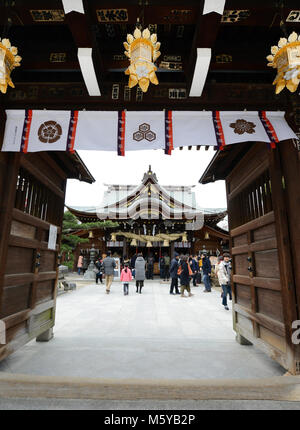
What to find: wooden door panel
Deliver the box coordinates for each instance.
[232,233,247,247]
[255,250,280,279]
[35,280,55,304]
[257,288,284,322]
[259,326,286,353]
[39,251,56,272]
[235,284,252,308]
[253,223,276,241]
[228,143,300,374]
[1,284,31,318]
[0,154,65,362]
[234,253,249,276]
[5,247,34,275]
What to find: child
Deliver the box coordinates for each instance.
[120,263,132,295]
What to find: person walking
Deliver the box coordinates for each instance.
[77,254,83,275]
[169,252,180,295]
[102,251,116,294]
[163,253,170,281]
[95,258,103,284]
[120,263,132,295]
[217,252,232,310]
[201,251,212,292]
[135,253,146,293]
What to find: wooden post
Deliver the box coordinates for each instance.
[170,241,175,258]
[123,237,127,259]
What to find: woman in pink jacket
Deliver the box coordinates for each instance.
[120,263,132,295]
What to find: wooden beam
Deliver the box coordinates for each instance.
[64,10,103,95]
[187,5,223,94]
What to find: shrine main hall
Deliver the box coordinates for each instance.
[68,166,229,271]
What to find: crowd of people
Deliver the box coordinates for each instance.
[77,250,232,310]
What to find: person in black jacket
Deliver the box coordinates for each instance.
[169,252,180,295]
[95,258,103,284]
[179,255,194,298]
[201,251,212,292]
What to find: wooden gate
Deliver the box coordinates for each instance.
[227,142,300,374]
[0,152,64,360]
[0,110,94,361]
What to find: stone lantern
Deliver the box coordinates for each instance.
[83,244,97,280]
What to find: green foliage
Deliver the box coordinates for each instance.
[76,220,119,230]
[63,211,118,234]
[62,234,89,248]
[64,259,75,271]
[62,211,80,232]
[61,211,118,255]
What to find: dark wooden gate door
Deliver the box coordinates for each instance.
[227,143,300,374]
[0,152,65,361]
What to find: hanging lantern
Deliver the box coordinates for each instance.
[111,233,117,242]
[124,27,161,92]
[163,240,169,247]
[267,32,300,93]
[182,233,188,243]
[88,231,94,239]
[130,238,137,246]
[0,38,22,94]
[204,232,210,240]
[146,240,153,247]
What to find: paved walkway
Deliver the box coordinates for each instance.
[0,280,285,380]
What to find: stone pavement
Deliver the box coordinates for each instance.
[0,280,285,380]
[0,398,300,410]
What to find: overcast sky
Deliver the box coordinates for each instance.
[65,148,227,210]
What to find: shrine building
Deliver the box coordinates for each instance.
[68,166,229,273]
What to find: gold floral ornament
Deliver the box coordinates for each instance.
[0,38,22,94]
[267,32,300,94]
[124,27,160,92]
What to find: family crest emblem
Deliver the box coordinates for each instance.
[133,123,156,142]
[38,120,62,143]
[230,119,256,135]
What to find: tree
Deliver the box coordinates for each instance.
[61,211,118,270]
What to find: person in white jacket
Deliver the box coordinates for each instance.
[217,253,232,310]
